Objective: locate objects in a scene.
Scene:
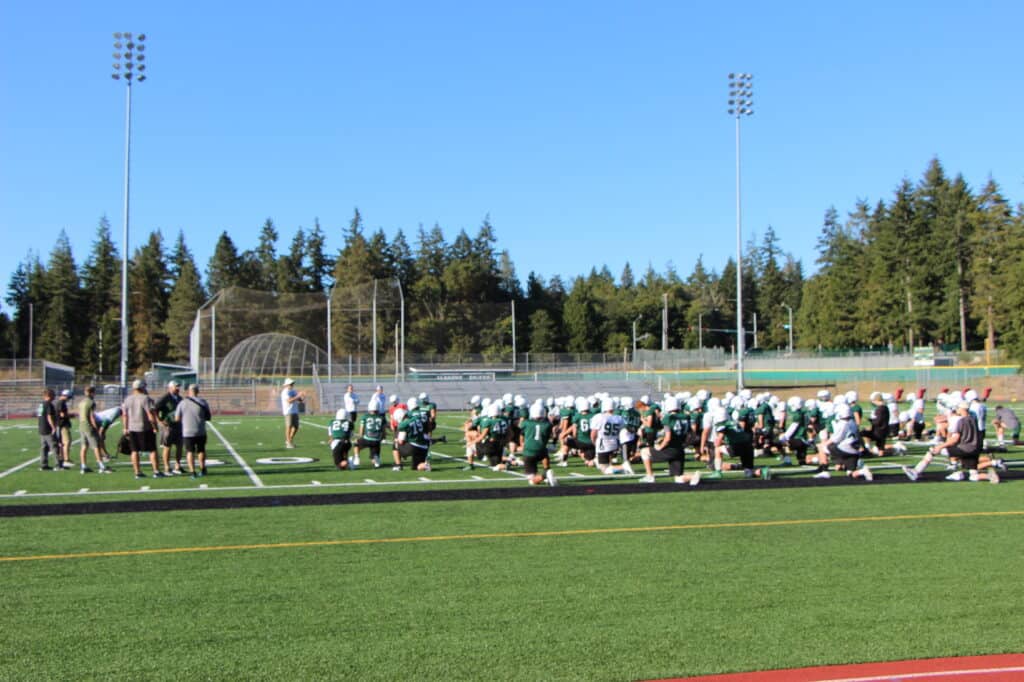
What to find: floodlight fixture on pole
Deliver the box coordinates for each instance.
[111,31,147,390]
[727,72,753,390]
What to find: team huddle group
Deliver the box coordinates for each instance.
[35,378,1019,486]
[35,380,213,479]
[452,386,1017,487]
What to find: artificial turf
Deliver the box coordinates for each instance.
[1,483,1022,681]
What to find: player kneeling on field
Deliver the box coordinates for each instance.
[393,407,431,472]
[636,397,701,486]
[819,404,873,482]
[329,408,355,470]
[520,402,557,486]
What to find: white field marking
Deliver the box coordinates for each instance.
[78,488,89,494]
[207,422,264,488]
[471,475,485,481]
[214,421,240,425]
[363,479,376,484]
[428,450,529,479]
[570,472,585,477]
[0,457,39,479]
[199,484,208,489]
[13,490,26,496]
[816,664,1024,682]
[418,476,431,482]
[311,480,322,486]
[140,486,150,491]
[0,424,33,431]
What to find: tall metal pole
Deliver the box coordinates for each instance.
[120,82,131,389]
[728,72,753,391]
[112,32,146,389]
[28,302,34,371]
[210,305,216,381]
[372,280,378,385]
[326,288,332,381]
[781,303,793,353]
[698,311,703,353]
[397,278,405,381]
[511,299,517,370]
[661,293,668,351]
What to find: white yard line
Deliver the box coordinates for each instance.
[0,457,39,479]
[207,423,264,487]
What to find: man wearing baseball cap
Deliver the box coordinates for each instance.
[123,379,162,479]
[155,380,184,475]
[280,378,305,449]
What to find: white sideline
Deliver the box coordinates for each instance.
[207,423,264,487]
[0,457,38,479]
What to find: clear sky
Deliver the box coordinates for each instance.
[2,0,1022,299]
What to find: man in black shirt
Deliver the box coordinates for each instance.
[37,388,60,471]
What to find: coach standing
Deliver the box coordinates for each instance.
[176,384,212,478]
[155,380,183,475]
[281,378,305,449]
[38,388,59,471]
[123,379,161,479]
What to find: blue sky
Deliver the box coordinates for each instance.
[2,0,1022,300]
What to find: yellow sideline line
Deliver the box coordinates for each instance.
[2,510,1021,563]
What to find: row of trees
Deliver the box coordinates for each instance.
[3,157,1022,376]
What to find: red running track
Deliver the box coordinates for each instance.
[661,654,1024,682]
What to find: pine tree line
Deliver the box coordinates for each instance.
[2,158,1022,375]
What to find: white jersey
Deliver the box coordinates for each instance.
[887,401,899,425]
[343,391,360,413]
[590,412,624,453]
[281,388,299,416]
[970,401,987,431]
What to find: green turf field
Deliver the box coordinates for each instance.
[2,412,1022,680]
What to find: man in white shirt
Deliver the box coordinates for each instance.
[281,378,305,449]
[343,384,360,421]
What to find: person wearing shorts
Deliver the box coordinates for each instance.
[992,405,1020,445]
[155,381,183,475]
[637,397,700,485]
[123,379,161,479]
[476,402,510,470]
[589,399,632,475]
[56,389,74,468]
[176,384,212,478]
[820,403,873,481]
[519,402,556,486]
[281,378,305,449]
[95,405,122,460]
[354,399,387,469]
[328,408,354,470]
[903,401,999,483]
[77,386,111,474]
[394,407,430,472]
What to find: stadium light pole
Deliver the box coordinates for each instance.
[111,32,147,389]
[781,303,793,354]
[661,293,668,350]
[728,72,753,390]
[632,314,642,360]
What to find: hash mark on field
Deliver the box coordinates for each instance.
[311,480,322,486]
[471,475,485,481]
[208,423,264,488]
[13,490,26,496]
[78,488,89,494]
[418,476,431,482]
[364,479,377,484]
[199,484,208,489]
[570,473,585,478]
[140,486,150,491]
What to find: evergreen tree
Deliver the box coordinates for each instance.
[279,227,307,293]
[80,218,122,375]
[970,178,1015,353]
[129,231,171,369]
[37,232,81,365]
[255,219,280,291]
[305,219,333,291]
[206,232,243,294]
[164,258,206,363]
[527,309,557,353]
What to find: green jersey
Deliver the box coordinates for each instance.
[481,416,510,444]
[329,417,353,441]
[620,407,642,434]
[572,412,594,445]
[359,413,386,441]
[737,407,756,431]
[398,416,428,448]
[756,402,775,429]
[521,418,552,456]
[641,406,661,436]
[660,411,689,449]
[718,420,753,447]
